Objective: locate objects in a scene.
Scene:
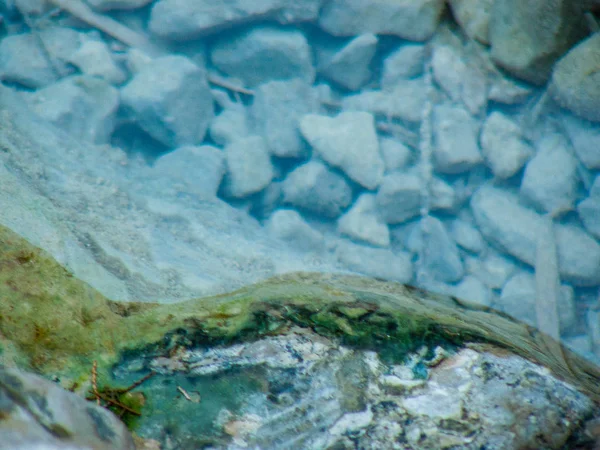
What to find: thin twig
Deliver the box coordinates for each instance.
[48,0,260,99]
[207,73,255,96]
[119,371,156,393]
[94,392,142,416]
[177,385,192,401]
[92,360,100,406]
[48,0,162,56]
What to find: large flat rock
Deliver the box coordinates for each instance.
[0,85,338,302]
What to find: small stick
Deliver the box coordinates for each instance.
[207,74,255,96]
[49,0,259,99]
[94,392,142,416]
[120,371,156,394]
[48,0,162,56]
[92,360,100,406]
[177,385,192,401]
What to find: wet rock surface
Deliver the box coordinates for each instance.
[0,226,599,449]
[114,330,597,449]
[0,366,135,450]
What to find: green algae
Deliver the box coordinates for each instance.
[1,222,600,415]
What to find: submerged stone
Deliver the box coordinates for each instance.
[0,224,599,448]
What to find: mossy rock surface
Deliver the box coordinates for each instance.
[1,223,599,407]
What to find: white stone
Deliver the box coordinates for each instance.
[86,0,152,10]
[448,0,493,44]
[223,136,274,198]
[520,134,579,214]
[319,34,378,91]
[343,78,428,123]
[282,160,352,218]
[209,104,250,146]
[375,172,423,224]
[490,0,586,85]
[450,218,485,253]
[578,194,600,240]
[431,44,487,115]
[380,137,412,172]
[337,194,390,247]
[319,0,445,41]
[149,0,323,40]
[266,209,325,253]
[453,275,491,307]
[251,79,319,158]
[120,55,214,147]
[26,75,118,144]
[211,25,314,88]
[551,32,600,123]
[480,111,533,179]
[151,145,225,199]
[560,112,600,169]
[0,28,81,88]
[413,216,464,284]
[433,104,482,174]
[471,186,600,286]
[500,271,576,332]
[381,43,425,88]
[335,240,413,283]
[430,177,456,211]
[300,111,384,189]
[68,40,127,85]
[488,76,533,104]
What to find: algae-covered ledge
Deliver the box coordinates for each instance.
[1,221,600,407]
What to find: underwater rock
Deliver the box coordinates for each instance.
[1,224,599,448]
[0,366,135,450]
[265,209,326,253]
[318,33,379,91]
[342,78,428,123]
[448,0,493,44]
[67,39,127,85]
[431,43,487,116]
[221,135,274,199]
[375,171,423,224]
[250,78,320,159]
[282,160,352,218]
[432,104,483,174]
[149,0,323,40]
[120,55,214,147]
[551,32,600,123]
[86,0,152,11]
[337,193,390,247]
[379,137,412,173]
[381,44,426,87]
[560,112,600,169]
[0,27,81,88]
[520,134,579,214]
[471,185,600,286]
[25,75,119,145]
[319,0,445,41]
[480,111,533,179]
[578,177,600,240]
[334,240,412,283]
[489,0,587,85]
[210,25,315,88]
[299,111,384,190]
